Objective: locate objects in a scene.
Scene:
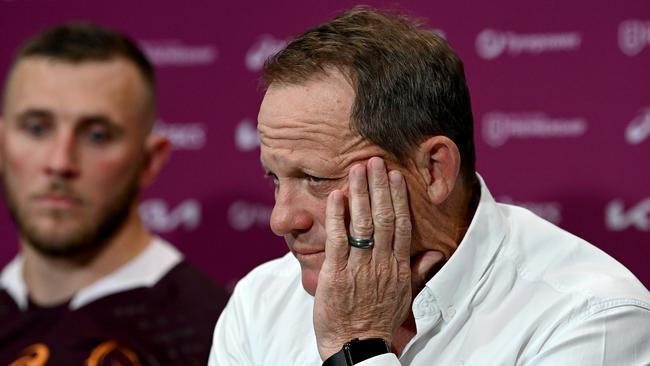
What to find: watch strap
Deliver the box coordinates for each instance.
[322,338,390,366]
[322,347,350,366]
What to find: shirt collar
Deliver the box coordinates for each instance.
[0,237,183,311]
[425,174,507,321]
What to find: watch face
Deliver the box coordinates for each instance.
[346,338,390,364]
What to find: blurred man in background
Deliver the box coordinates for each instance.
[210,7,650,366]
[0,23,227,365]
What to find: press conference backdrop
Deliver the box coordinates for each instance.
[0,1,648,291]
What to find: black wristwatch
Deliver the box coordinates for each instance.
[322,338,391,366]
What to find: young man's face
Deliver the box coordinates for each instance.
[0,57,152,257]
[258,71,433,295]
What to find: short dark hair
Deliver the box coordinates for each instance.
[264,7,476,181]
[10,21,155,98]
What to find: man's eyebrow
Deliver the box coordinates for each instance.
[77,115,125,134]
[14,110,120,131]
[15,109,54,122]
[78,115,115,126]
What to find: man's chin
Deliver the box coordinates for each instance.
[24,232,101,259]
[19,220,107,259]
[300,268,320,296]
[291,250,325,296]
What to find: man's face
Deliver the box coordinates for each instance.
[0,57,151,257]
[259,71,430,295]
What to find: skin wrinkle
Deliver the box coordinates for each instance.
[273,76,385,163]
[259,122,381,178]
[261,126,386,175]
[259,121,350,144]
[259,126,344,163]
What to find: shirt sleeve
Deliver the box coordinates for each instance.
[528,302,650,365]
[208,282,256,366]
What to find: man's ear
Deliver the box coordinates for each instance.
[139,133,171,188]
[415,135,461,205]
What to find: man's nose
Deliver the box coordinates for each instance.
[270,185,312,236]
[44,131,79,179]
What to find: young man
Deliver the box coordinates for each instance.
[0,23,227,365]
[209,8,650,366]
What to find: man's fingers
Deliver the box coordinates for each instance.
[389,170,411,262]
[347,164,374,264]
[368,157,394,259]
[348,164,374,239]
[325,189,350,268]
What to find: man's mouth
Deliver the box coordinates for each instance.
[292,246,324,256]
[33,192,82,209]
[290,241,326,261]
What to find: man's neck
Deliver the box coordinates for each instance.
[393,314,418,356]
[20,214,152,307]
[394,177,481,354]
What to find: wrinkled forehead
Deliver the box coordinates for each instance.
[257,74,389,172]
[259,76,353,154]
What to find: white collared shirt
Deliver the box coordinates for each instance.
[209,176,650,366]
[0,237,183,310]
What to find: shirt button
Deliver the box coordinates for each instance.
[448,305,456,318]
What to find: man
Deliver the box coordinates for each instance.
[209,7,650,366]
[0,23,227,365]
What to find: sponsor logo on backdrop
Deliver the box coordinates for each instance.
[154,120,206,150]
[498,196,562,224]
[140,199,201,232]
[228,200,272,231]
[482,112,587,147]
[618,20,650,56]
[476,29,581,60]
[140,40,218,66]
[235,119,260,151]
[625,108,650,145]
[246,34,287,72]
[605,198,650,231]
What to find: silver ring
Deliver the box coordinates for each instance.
[348,235,374,249]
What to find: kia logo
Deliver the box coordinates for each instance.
[605,198,650,231]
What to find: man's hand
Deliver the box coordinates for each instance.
[313,157,438,360]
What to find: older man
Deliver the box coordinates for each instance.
[0,23,227,365]
[209,7,650,366]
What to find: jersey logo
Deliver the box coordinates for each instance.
[9,343,49,366]
[8,341,142,366]
[86,340,142,366]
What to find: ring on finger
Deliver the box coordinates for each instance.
[347,235,374,249]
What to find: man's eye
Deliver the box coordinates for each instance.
[22,121,48,137]
[87,129,112,144]
[307,175,328,185]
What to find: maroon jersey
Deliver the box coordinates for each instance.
[0,260,228,365]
